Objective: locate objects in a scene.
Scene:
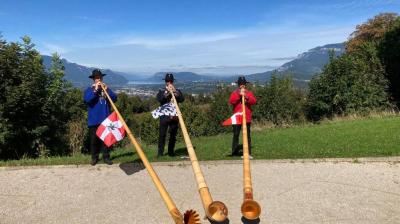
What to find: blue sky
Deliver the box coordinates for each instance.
[1,0,399,75]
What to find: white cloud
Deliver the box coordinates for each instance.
[115,33,240,49]
[40,42,68,55]
[61,23,354,74]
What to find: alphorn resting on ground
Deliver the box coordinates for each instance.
[101,84,200,224]
[240,92,261,220]
[169,87,229,223]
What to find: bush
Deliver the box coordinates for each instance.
[180,101,210,137]
[307,43,390,120]
[253,75,306,125]
[136,113,159,145]
[207,86,233,135]
[67,118,87,155]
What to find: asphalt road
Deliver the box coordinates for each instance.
[0,158,399,224]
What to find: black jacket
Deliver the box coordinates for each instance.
[156,87,184,105]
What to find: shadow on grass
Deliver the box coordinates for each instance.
[225,144,244,157]
[174,147,189,156]
[119,159,145,175]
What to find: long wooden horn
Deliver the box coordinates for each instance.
[100,84,200,224]
[240,93,261,220]
[169,88,229,222]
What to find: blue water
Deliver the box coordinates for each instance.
[127,81,163,85]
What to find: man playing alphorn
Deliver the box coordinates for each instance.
[229,76,257,158]
[83,69,117,166]
[156,73,184,157]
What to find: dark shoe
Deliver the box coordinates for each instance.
[90,158,98,166]
[168,153,176,157]
[103,158,113,165]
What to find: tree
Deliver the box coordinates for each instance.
[41,53,72,156]
[0,36,48,159]
[307,43,390,120]
[346,13,398,53]
[379,17,400,106]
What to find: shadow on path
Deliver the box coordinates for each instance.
[241,217,260,224]
[119,159,145,175]
[208,218,230,224]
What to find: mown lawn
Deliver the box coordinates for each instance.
[1,116,399,166]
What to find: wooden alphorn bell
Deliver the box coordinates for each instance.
[240,92,261,220]
[100,84,200,224]
[168,87,229,222]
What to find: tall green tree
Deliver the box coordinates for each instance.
[346,13,398,53]
[0,36,48,159]
[41,53,72,156]
[379,17,400,106]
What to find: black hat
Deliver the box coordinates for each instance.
[236,76,249,85]
[163,73,175,82]
[89,69,107,79]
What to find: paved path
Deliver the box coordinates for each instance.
[0,158,399,224]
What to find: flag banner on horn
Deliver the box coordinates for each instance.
[151,102,177,119]
[222,112,243,126]
[96,111,126,147]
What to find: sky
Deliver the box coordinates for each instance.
[1,0,399,76]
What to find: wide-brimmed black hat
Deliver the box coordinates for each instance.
[236,76,249,85]
[88,69,107,79]
[163,73,175,82]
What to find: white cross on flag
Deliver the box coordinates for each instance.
[222,112,243,126]
[96,111,126,147]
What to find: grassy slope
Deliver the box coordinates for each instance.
[1,116,399,166]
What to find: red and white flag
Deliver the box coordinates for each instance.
[222,112,243,126]
[96,112,126,147]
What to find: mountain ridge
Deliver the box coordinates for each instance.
[41,42,345,87]
[41,55,128,87]
[246,43,345,83]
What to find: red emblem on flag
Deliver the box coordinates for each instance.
[222,112,243,126]
[96,112,126,147]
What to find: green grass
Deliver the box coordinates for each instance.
[1,116,400,166]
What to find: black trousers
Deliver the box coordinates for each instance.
[89,126,110,160]
[232,123,252,155]
[158,118,179,156]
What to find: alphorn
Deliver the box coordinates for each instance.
[240,92,261,220]
[168,87,229,222]
[100,84,200,224]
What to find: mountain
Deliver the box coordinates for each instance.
[42,55,128,87]
[146,71,224,83]
[40,42,345,87]
[246,43,345,83]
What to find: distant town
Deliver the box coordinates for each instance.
[112,81,239,98]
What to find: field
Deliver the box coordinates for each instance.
[1,116,399,166]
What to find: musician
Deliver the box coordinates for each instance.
[83,69,117,166]
[229,76,257,158]
[156,73,184,157]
